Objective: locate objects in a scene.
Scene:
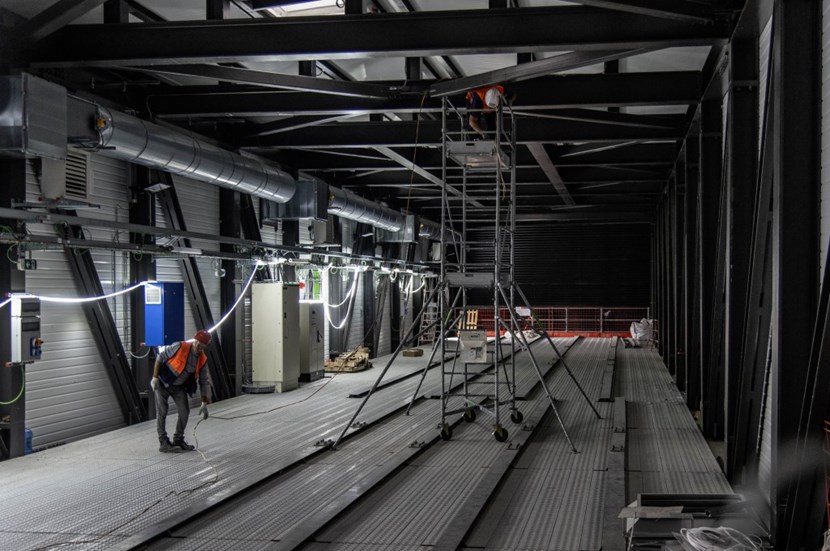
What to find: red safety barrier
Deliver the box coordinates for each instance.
[452,306,651,337]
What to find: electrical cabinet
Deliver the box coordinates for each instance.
[144,282,184,347]
[299,301,325,382]
[252,283,300,392]
[10,296,42,363]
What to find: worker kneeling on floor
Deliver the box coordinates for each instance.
[151,330,212,453]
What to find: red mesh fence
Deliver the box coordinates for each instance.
[453,306,651,337]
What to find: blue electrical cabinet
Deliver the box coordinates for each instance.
[144,282,185,346]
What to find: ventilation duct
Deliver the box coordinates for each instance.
[419,218,459,242]
[327,186,405,232]
[94,107,296,203]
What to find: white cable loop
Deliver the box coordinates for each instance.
[207,262,262,334]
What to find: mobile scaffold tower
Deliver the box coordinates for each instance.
[426,93,601,447]
[332,93,600,451]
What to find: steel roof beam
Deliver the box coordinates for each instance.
[564,0,718,24]
[136,64,392,98]
[17,0,106,42]
[147,71,700,118]
[241,117,685,149]
[430,49,654,97]
[26,7,730,67]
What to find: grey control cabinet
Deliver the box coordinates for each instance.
[299,300,325,382]
[252,283,300,392]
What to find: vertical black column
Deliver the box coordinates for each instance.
[684,137,699,403]
[0,158,27,459]
[129,165,156,415]
[724,37,759,469]
[698,99,722,417]
[665,179,675,375]
[771,0,821,546]
[207,0,239,394]
[674,151,687,391]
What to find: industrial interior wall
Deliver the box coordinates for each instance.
[467,223,651,306]
[154,176,221,407]
[154,176,221,341]
[23,154,129,448]
[758,14,774,511]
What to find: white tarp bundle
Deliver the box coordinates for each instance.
[630,318,654,344]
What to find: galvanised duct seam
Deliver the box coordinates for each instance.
[328,186,405,232]
[95,107,296,203]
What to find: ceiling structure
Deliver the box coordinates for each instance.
[1,0,739,226]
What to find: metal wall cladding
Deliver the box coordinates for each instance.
[154,175,222,341]
[24,155,129,448]
[377,274,392,357]
[465,223,652,306]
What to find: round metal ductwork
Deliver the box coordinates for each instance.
[328,187,405,232]
[95,107,296,203]
[419,218,458,242]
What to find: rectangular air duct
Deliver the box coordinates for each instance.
[0,74,67,160]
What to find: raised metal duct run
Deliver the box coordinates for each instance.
[327,186,405,232]
[419,218,459,242]
[95,107,296,203]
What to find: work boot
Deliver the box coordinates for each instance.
[159,436,182,453]
[173,436,195,452]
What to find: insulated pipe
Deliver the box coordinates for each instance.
[95,107,296,203]
[328,186,405,232]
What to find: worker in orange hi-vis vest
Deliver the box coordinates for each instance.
[465,85,516,139]
[151,330,212,453]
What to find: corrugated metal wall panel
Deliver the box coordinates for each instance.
[154,176,221,339]
[467,224,651,306]
[758,14,774,509]
[23,154,128,447]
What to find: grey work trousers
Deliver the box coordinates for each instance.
[155,384,190,440]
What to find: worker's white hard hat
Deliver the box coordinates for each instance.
[484,88,500,108]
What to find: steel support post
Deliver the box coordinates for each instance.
[219,188,241,394]
[724,37,760,472]
[155,174,234,400]
[664,181,674,374]
[674,152,686,390]
[58,214,147,424]
[730,38,772,484]
[103,0,129,22]
[698,97,724,438]
[771,0,821,545]
[128,165,156,416]
[684,137,699,403]
[0,158,27,460]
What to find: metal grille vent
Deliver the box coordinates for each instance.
[65,150,90,199]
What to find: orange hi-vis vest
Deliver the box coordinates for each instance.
[160,341,207,394]
[466,85,504,111]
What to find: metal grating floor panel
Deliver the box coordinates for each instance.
[1,339,732,551]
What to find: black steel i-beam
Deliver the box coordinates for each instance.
[57,213,148,425]
[697,98,722,416]
[723,37,759,475]
[239,194,272,281]
[219,188,240,395]
[155,173,234,400]
[673,152,686,390]
[773,0,821,546]
[0,158,27,460]
[684,138,699,401]
[128,165,156,413]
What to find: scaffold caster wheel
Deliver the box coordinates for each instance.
[510,410,523,424]
[493,424,508,442]
[440,423,453,441]
[463,408,477,422]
